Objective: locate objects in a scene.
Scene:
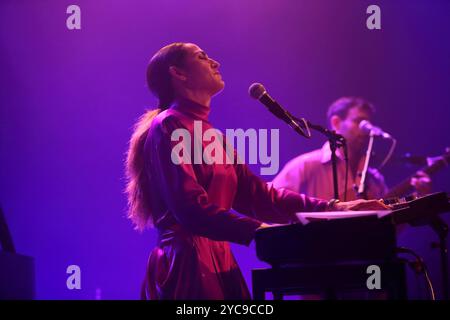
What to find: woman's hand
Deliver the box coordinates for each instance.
[257,223,271,230]
[334,199,391,211]
[256,222,284,230]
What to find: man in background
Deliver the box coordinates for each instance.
[272,97,430,201]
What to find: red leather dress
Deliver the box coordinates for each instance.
[141,98,328,299]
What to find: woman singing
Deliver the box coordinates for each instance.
[125,42,387,300]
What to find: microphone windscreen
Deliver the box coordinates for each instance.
[359,120,371,131]
[248,83,266,100]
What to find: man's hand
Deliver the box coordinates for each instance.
[410,170,432,196]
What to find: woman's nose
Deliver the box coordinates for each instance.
[210,58,220,68]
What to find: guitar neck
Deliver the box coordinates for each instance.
[384,156,449,199]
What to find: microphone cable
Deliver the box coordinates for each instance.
[396,246,435,300]
[378,136,397,170]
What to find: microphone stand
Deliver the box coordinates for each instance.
[430,216,449,300]
[357,132,375,199]
[292,116,347,200]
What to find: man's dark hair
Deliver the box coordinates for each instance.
[327,97,376,127]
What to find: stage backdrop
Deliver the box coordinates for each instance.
[1,0,449,299]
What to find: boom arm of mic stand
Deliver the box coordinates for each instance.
[293,116,347,200]
[292,116,345,145]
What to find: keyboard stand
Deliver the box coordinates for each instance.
[252,260,407,300]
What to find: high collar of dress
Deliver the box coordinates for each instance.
[171,98,210,121]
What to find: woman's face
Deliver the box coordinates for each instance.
[177,43,225,96]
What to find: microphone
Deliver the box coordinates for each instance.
[359,120,392,139]
[248,83,306,135]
